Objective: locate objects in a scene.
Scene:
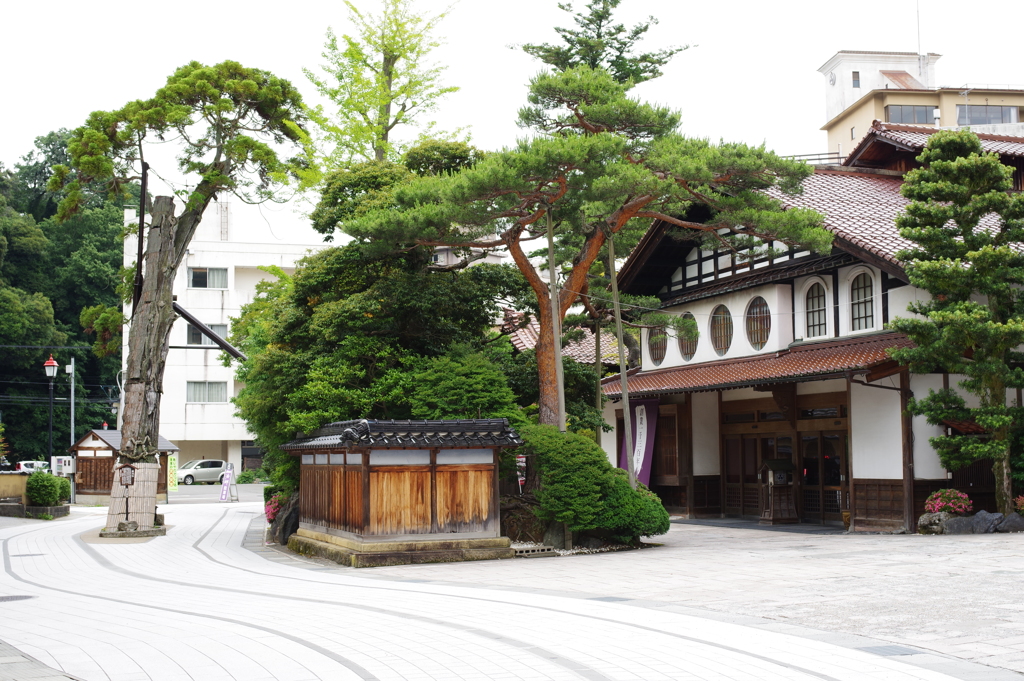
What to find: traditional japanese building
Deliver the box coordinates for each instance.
[598,122,1024,532]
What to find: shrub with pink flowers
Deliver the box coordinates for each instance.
[265,493,289,522]
[924,488,973,515]
[1015,495,1024,513]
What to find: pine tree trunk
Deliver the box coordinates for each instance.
[535,302,559,426]
[994,450,1013,515]
[104,195,208,531]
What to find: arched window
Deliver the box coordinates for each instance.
[710,305,733,356]
[806,283,827,338]
[678,313,697,361]
[851,273,874,330]
[745,297,771,350]
[648,325,667,365]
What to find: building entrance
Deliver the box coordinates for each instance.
[723,435,794,517]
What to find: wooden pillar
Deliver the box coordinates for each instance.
[362,450,371,532]
[430,448,438,533]
[846,375,856,532]
[718,390,725,518]
[900,371,916,532]
[491,449,500,535]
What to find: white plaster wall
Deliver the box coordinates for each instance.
[798,378,848,395]
[721,387,762,402]
[600,399,619,466]
[887,284,928,321]
[642,283,793,372]
[911,373,947,480]
[850,377,903,479]
[691,392,720,475]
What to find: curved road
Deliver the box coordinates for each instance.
[0,504,958,681]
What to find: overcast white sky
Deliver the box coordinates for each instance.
[3,0,1023,202]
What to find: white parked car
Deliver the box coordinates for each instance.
[177,459,227,485]
[15,461,49,473]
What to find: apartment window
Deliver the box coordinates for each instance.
[886,105,934,124]
[710,305,733,356]
[678,313,698,361]
[805,283,828,338]
[850,273,874,331]
[648,325,667,366]
[745,297,771,350]
[957,105,1019,126]
[188,267,228,289]
[851,126,856,140]
[186,381,228,403]
[852,71,860,88]
[187,323,228,345]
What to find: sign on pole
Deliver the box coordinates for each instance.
[219,467,238,503]
[167,455,178,492]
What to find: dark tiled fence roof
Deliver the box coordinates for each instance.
[282,419,523,450]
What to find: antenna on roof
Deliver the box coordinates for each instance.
[916,0,924,77]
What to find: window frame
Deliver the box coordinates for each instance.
[186,323,228,346]
[710,305,733,356]
[745,297,771,351]
[805,282,828,339]
[852,71,860,88]
[186,381,229,403]
[677,312,698,361]
[850,271,875,331]
[187,267,229,289]
[647,325,668,366]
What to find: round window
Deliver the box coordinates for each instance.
[678,313,697,361]
[648,325,667,366]
[710,305,733,356]
[745,297,771,350]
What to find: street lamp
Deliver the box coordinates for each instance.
[43,355,58,460]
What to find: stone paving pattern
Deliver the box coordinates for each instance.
[0,506,1018,680]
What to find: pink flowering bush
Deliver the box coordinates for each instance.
[924,489,973,515]
[1015,495,1024,513]
[265,493,288,522]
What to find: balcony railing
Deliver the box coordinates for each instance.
[786,152,846,165]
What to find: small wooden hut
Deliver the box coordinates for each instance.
[282,418,522,568]
[69,429,178,504]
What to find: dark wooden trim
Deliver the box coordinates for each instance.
[491,449,501,534]
[368,465,431,473]
[362,451,371,531]
[718,390,725,518]
[865,360,904,382]
[682,395,694,518]
[846,376,856,531]
[881,271,890,324]
[831,237,909,282]
[900,370,916,532]
[832,270,840,337]
[790,282,796,341]
[430,448,438,533]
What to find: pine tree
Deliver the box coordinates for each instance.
[889,130,1024,515]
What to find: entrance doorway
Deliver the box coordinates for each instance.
[723,435,794,517]
[800,431,848,522]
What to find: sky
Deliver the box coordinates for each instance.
[3,0,1024,204]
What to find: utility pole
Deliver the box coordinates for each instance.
[607,234,636,489]
[66,356,76,503]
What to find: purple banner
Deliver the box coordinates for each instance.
[618,399,659,487]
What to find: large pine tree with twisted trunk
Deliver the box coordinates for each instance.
[889,130,1024,515]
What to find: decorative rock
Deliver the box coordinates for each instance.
[117,521,139,532]
[268,494,300,544]
[942,516,975,535]
[918,512,951,534]
[972,510,1003,534]
[996,512,1024,533]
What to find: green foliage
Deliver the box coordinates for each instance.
[25,471,62,507]
[231,245,531,492]
[311,161,411,237]
[888,131,1024,511]
[403,140,484,176]
[80,305,126,357]
[304,0,458,165]
[57,476,71,502]
[236,469,265,484]
[522,424,669,542]
[49,60,308,220]
[520,0,688,86]
[407,351,520,421]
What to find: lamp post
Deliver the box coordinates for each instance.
[43,355,58,461]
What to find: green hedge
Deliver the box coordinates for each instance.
[57,476,71,502]
[25,471,63,507]
[520,424,669,544]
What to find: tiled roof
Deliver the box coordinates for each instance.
[281,419,522,450]
[504,310,619,365]
[879,70,925,89]
[767,169,913,265]
[602,332,912,397]
[847,121,1024,162]
[71,429,179,453]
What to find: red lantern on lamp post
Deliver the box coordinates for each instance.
[43,355,58,460]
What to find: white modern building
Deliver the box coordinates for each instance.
[123,198,329,472]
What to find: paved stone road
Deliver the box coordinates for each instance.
[0,505,1016,681]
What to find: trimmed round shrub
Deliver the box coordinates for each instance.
[25,471,62,507]
[57,476,71,502]
[521,424,670,543]
[925,488,973,515]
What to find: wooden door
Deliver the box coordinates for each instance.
[800,431,848,522]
